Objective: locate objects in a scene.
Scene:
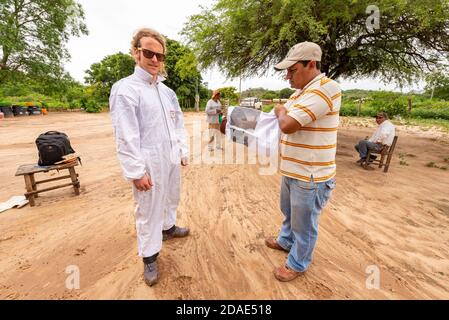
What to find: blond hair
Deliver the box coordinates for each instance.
[131,27,167,76]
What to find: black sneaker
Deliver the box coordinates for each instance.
[143,261,159,287]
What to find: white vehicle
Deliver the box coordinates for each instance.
[240,97,262,110]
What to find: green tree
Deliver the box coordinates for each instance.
[33,72,81,100]
[241,87,270,98]
[219,86,239,101]
[183,0,449,84]
[199,83,210,100]
[0,0,88,83]
[0,68,82,102]
[279,88,295,99]
[261,90,278,100]
[164,38,202,108]
[85,52,135,101]
[425,71,449,100]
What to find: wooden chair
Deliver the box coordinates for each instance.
[364,136,398,173]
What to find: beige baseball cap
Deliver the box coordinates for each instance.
[274,41,322,71]
[211,89,220,99]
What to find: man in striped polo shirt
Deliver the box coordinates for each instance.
[266,42,341,281]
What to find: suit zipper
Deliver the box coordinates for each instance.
[155,84,173,149]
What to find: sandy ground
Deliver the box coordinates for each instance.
[0,112,448,300]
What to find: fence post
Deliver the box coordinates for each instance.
[194,94,200,112]
[357,99,363,117]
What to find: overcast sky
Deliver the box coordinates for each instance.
[65,0,425,93]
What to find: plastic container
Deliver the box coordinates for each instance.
[12,105,27,116]
[0,106,14,118]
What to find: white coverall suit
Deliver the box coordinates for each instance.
[110,66,189,258]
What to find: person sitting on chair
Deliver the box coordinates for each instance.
[355,112,396,164]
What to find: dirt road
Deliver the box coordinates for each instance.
[0,112,448,299]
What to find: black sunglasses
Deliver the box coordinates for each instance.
[137,48,166,62]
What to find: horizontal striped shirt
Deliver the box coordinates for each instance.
[280,73,342,182]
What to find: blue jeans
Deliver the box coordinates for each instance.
[277,176,336,272]
[355,140,383,159]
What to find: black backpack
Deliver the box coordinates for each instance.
[36,131,75,166]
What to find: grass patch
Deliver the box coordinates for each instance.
[426,155,449,170]
[392,118,449,132]
[399,153,409,166]
[426,161,438,168]
[344,116,449,133]
[262,104,275,113]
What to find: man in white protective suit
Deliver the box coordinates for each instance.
[110,27,190,287]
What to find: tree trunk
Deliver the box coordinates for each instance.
[1,47,10,70]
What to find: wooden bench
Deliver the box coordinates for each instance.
[15,161,80,207]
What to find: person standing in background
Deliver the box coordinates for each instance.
[206,90,223,151]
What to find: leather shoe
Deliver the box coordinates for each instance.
[274,264,304,282]
[265,236,289,252]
